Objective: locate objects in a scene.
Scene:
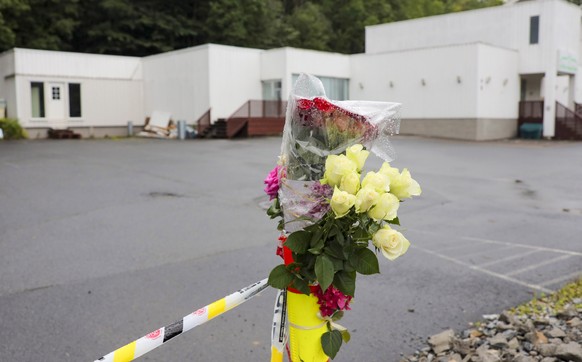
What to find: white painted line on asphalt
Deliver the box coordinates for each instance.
[477,249,541,268]
[462,236,582,257]
[455,245,517,258]
[505,255,573,277]
[431,239,483,251]
[411,244,555,294]
[407,229,582,257]
[539,271,582,287]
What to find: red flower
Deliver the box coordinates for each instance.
[313,97,334,112]
[297,99,314,110]
[276,234,287,259]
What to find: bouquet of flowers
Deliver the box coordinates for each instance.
[265,74,421,360]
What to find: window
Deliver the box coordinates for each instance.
[530,16,539,44]
[262,80,282,100]
[68,83,81,117]
[31,82,45,118]
[292,74,349,100]
[52,86,61,100]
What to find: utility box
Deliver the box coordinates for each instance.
[519,123,543,139]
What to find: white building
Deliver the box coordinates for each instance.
[0,48,144,138]
[362,0,581,139]
[0,0,579,140]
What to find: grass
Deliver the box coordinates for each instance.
[511,277,582,317]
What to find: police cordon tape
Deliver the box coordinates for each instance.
[270,289,288,362]
[95,278,270,362]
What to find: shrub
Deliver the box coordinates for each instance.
[0,118,28,140]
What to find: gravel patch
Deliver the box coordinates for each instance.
[401,279,582,362]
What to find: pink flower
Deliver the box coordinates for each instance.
[313,285,353,317]
[264,165,281,200]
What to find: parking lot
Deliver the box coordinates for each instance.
[0,136,580,361]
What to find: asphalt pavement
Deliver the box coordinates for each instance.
[0,136,580,362]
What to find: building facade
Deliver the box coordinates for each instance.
[0,0,579,140]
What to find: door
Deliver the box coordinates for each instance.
[46,83,65,120]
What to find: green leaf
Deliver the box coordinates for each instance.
[387,216,400,226]
[336,231,345,245]
[315,255,335,292]
[342,242,354,260]
[328,223,339,237]
[352,248,380,275]
[292,276,311,295]
[266,198,281,218]
[368,222,381,234]
[324,241,345,260]
[310,226,324,246]
[343,259,355,273]
[310,234,324,250]
[268,265,294,289]
[352,227,370,241]
[307,247,322,255]
[300,266,316,281]
[331,310,344,321]
[333,271,356,297]
[329,256,344,272]
[321,330,343,359]
[358,213,369,223]
[340,329,351,343]
[285,230,311,254]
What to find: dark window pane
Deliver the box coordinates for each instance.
[31,82,45,118]
[69,83,81,117]
[530,16,539,44]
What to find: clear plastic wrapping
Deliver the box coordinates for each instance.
[279,74,401,231]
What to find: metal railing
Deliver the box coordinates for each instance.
[518,100,544,127]
[556,102,582,140]
[228,100,287,119]
[196,108,211,135]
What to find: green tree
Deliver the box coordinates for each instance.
[0,0,78,52]
[74,0,198,56]
[17,0,79,50]
[0,0,27,51]
[322,0,394,54]
[204,0,292,49]
[285,2,332,51]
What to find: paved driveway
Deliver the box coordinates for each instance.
[0,137,580,361]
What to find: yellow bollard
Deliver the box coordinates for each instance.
[287,291,330,362]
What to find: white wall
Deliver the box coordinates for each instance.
[261,48,287,86]
[476,44,519,118]
[284,48,351,99]
[351,43,480,119]
[366,0,580,74]
[143,45,210,124]
[542,75,574,106]
[14,48,142,80]
[0,50,17,119]
[208,45,262,120]
[260,48,351,100]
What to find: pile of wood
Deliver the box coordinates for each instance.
[137,111,177,139]
[48,129,81,139]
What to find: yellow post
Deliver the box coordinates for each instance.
[286,291,329,362]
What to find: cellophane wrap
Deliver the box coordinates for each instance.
[279,73,401,232]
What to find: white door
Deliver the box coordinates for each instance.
[46,83,66,121]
